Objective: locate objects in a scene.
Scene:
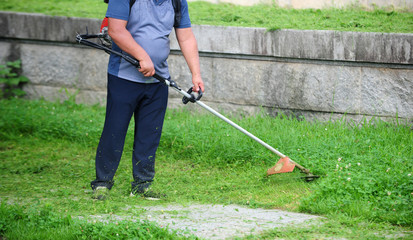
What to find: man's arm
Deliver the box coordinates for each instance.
[175,27,204,92]
[107,18,155,77]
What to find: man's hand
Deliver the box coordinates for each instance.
[108,18,155,77]
[138,56,155,77]
[192,75,204,93]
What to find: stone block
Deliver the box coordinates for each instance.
[20,44,108,91]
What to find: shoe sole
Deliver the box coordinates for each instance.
[130,192,162,201]
[144,197,161,201]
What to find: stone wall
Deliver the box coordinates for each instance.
[0,11,412,122]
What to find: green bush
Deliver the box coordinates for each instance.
[0,60,29,99]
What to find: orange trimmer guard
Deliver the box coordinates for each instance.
[267,157,296,175]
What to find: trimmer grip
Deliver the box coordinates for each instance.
[182,87,203,104]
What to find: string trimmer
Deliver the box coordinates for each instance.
[75,31,319,182]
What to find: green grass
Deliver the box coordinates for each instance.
[0,0,412,33]
[0,98,412,239]
[1,1,412,238]
[188,2,413,33]
[0,203,192,240]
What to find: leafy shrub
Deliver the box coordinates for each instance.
[0,60,29,99]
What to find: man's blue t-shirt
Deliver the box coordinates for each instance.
[106,0,191,83]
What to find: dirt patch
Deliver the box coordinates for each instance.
[86,204,322,239]
[140,204,322,239]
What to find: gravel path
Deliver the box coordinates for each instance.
[138,204,321,239]
[87,204,322,239]
[85,204,413,239]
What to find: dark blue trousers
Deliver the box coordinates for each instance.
[91,74,168,192]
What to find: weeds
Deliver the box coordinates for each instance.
[0,60,29,99]
[300,154,413,225]
[0,99,412,239]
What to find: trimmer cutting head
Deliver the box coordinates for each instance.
[267,157,295,175]
[301,173,320,182]
[267,157,320,182]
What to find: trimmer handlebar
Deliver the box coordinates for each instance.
[75,32,202,104]
[182,87,203,104]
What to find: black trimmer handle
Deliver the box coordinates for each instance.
[182,87,203,104]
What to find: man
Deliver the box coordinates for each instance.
[91,0,204,200]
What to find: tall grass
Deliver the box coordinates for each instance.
[159,105,413,226]
[1,98,412,232]
[0,203,192,239]
[188,2,413,33]
[0,0,412,33]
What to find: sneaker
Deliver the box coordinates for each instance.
[130,188,166,201]
[93,186,109,200]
